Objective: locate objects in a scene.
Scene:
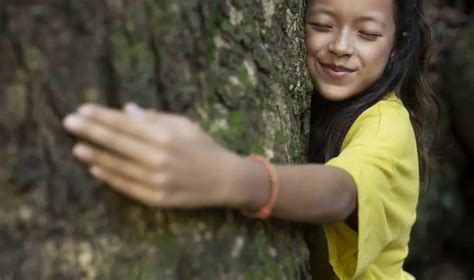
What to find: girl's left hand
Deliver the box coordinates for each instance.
[62,103,244,209]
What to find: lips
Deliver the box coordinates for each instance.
[319,62,356,80]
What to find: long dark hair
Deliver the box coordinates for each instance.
[308,0,439,189]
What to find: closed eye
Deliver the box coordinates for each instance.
[359,31,382,41]
[309,22,333,32]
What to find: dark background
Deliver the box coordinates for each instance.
[406,0,474,279]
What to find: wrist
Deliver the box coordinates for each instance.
[224,154,270,211]
[240,155,279,219]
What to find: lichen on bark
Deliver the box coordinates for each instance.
[0,0,313,279]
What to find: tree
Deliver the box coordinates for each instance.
[0,0,314,278]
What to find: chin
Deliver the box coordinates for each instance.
[316,84,359,102]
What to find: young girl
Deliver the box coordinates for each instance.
[63,0,438,278]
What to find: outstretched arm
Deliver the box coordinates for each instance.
[63,103,357,225]
[235,160,357,224]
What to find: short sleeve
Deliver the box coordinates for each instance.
[323,102,419,279]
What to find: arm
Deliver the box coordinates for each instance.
[232,158,357,224]
[63,103,357,225]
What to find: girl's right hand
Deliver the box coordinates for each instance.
[63,103,250,209]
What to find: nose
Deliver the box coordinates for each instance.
[328,29,355,57]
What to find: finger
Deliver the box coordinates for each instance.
[76,103,171,146]
[124,103,176,123]
[64,114,167,169]
[124,103,195,134]
[89,165,165,207]
[73,143,168,190]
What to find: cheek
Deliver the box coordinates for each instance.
[361,44,392,77]
[305,31,327,57]
[305,34,322,82]
[305,36,316,58]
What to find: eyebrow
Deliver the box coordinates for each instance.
[306,6,388,28]
[306,6,335,18]
[356,15,387,28]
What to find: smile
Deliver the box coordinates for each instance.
[319,62,356,81]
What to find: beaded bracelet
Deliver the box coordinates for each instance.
[240,154,279,219]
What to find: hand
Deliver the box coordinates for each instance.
[62,103,245,208]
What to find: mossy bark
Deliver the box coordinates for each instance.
[0,0,314,279]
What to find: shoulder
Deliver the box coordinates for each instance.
[341,93,416,153]
[366,93,410,123]
[324,93,420,280]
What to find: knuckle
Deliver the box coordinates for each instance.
[187,119,199,131]
[177,115,189,123]
[85,150,97,162]
[178,117,192,129]
[160,132,173,147]
[163,136,179,150]
[87,147,101,159]
[186,118,197,127]
[148,190,167,207]
[151,126,172,147]
[97,151,112,164]
[97,128,114,144]
[151,173,168,188]
[150,153,166,169]
[110,175,124,187]
[144,198,158,207]
[108,114,122,127]
[144,111,156,121]
[95,153,113,168]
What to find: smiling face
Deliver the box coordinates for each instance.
[305,0,396,101]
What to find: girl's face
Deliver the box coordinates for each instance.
[305,0,396,101]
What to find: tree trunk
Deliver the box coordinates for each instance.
[0,0,313,279]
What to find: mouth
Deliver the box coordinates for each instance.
[319,62,356,80]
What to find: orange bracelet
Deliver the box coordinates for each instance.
[241,154,279,219]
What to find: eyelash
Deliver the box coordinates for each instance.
[310,22,333,32]
[359,31,382,41]
[309,22,382,41]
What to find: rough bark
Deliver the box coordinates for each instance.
[0,0,313,279]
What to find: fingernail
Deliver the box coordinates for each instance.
[78,105,94,117]
[89,166,103,177]
[125,103,145,118]
[73,144,91,160]
[63,115,83,130]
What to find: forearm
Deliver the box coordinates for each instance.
[231,157,357,224]
[63,103,357,219]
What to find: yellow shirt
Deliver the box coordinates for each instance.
[324,93,419,279]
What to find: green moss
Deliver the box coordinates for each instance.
[1,0,313,278]
[228,111,243,136]
[249,138,265,155]
[3,83,28,131]
[24,47,44,72]
[275,130,286,144]
[237,61,257,90]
